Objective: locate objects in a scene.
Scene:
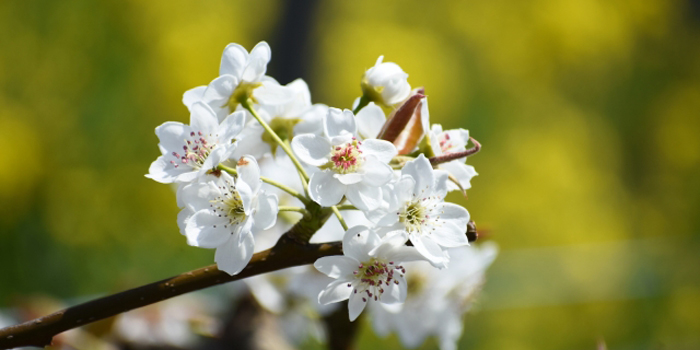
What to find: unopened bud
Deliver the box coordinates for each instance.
[361,56,411,107]
[378,88,429,155]
[466,220,478,242]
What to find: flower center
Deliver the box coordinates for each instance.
[398,196,442,235]
[227,81,263,112]
[439,133,457,153]
[210,179,247,227]
[169,131,216,170]
[349,258,405,303]
[325,138,363,174]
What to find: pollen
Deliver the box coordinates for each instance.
[210,178,247,227]
[350,257,405,303]
[325,138,364,174]
[170,130,216,170]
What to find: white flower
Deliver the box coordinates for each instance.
[370,154,470,268]
[314,225,423,321]
[233,78,327,160]
[361,56,411,107]
[370,242,498,350]
[178,156,279,275]
[291,108,397,210]
[428,124,478,192]
[146,102,245,184]
[183,41,292,122]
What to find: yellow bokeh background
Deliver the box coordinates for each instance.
[1,0,699,349]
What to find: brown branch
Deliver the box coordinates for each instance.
[429,137,482,165]
[0,235,342,349]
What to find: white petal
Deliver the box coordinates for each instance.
[411,234,448,268]
[220,43,248,78]
[401,154,434,197]
[178,180,217,211]
[308,171,346,207]
[440,161,477,190]
[324,108,357,138]
[242,41,270,82]
[234,175,255,214]
[218,110,246,143]
[380,273,406,304]
[198,146,227,175]
[387,246,426,264]
[361,156,393,187]
[360,139,397,164]
[236,155,262,195]
[345,182,382,211]
[393,175,416,204]
[370,230,408,257]
[189,101,219,134]
[433,169,450,199]
[314,256,358,279]
[253,192,279,230]
[185,210,230,248]
[342,225,380,262]
[419,97,430,135]
[215,231,255,275]
[177,207,194,236]
[291,134,331,166]
[254,78,295,105]
[348,293,367,321]
[155,122,188,153]
[439,203,470,229]
[174,170,198,183]
[202,74,237,108]
[146,156,180,184]
[431,221,470,248]
[334,173,363,185]
[318,279,353,305]
[429,129,443,156]
[183,86,206,108]
[356,102,385,139]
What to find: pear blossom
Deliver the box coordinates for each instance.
[369,154,470,268]
[291,108,397,210]
[178,156,279,275]
[428,124,478,192]
[361,56,411,107]
[233,78,327,160]
[146,102,245,184]
[370,243,498,350]
[314,225,424,321]
[183,41,292,122]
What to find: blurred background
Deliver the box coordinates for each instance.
[1,0,700,349]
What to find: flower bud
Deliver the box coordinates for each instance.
[361,56,411,107]
[378,88,429,155]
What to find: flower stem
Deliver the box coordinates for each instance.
[331,206,349,231]
[218,164,309,205]
[352,94,370,114]
[278,206,308,215]
[334,204,358,211]
[242,100,310,182]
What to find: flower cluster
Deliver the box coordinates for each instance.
[146,41,491,350]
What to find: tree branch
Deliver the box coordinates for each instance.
[0,236,342,349]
